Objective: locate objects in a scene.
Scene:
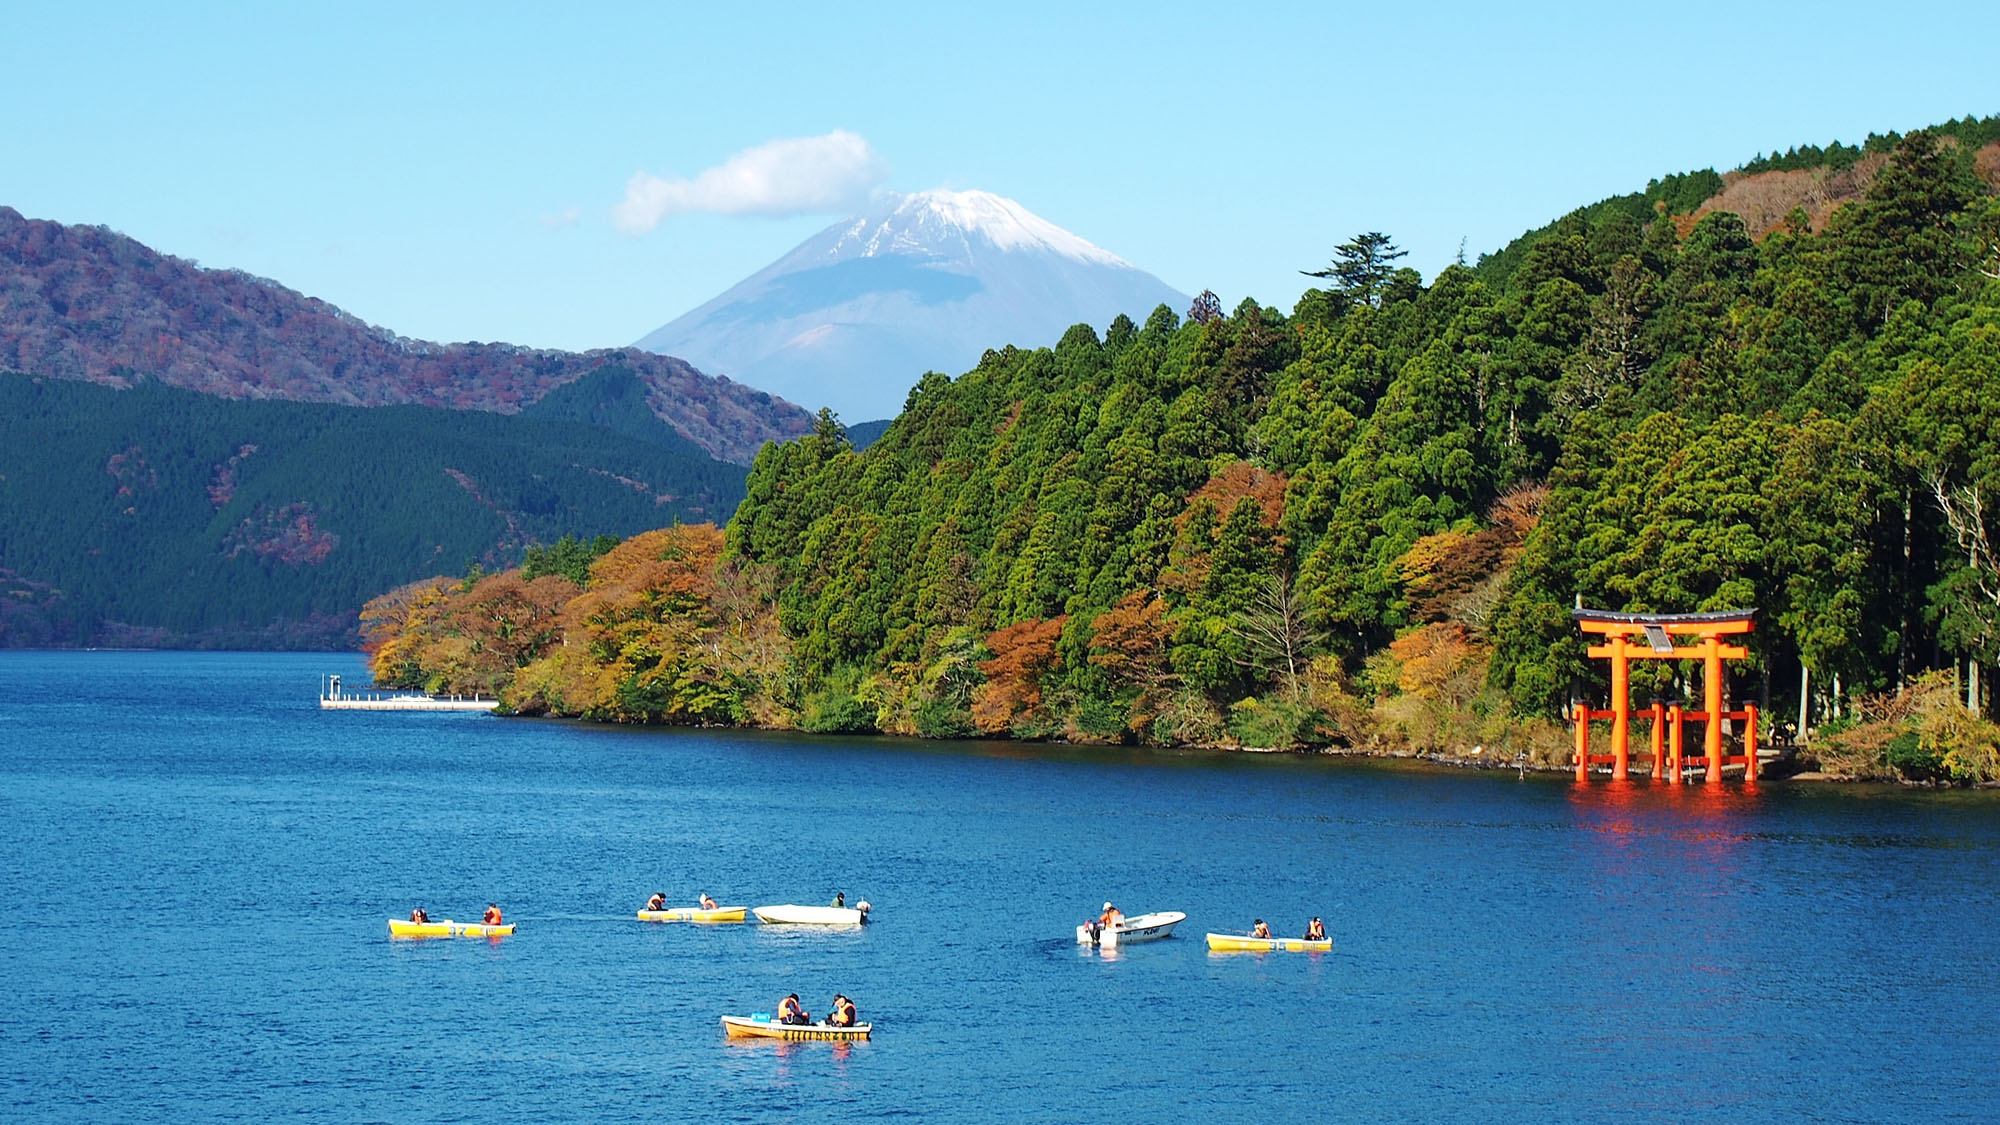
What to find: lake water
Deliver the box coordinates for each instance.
[2,651,1997,1122]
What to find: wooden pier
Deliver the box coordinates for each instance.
[320,674,498,712]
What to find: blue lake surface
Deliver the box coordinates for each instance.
[3,650,1998,1122]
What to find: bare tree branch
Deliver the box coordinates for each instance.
[1931,474,2000,613]
[1229,572,1324,701]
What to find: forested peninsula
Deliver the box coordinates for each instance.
[364,122,2000,783]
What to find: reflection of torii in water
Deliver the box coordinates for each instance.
[1571,607,1761,784]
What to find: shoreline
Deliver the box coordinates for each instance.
[505,703,1998,789]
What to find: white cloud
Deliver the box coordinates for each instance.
[613,130,887,233]
[539,207,582,229]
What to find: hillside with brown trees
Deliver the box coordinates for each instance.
[0,207,813,464]
[1683,140,2000,239]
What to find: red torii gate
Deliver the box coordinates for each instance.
[1571,608,1760,784]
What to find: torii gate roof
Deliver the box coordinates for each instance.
[1571,608,1756,626]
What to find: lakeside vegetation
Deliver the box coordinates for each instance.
[364,125,2000,783]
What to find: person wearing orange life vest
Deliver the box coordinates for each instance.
[778,993,809,1025]
[1099,902,1123,927]
[644,892,666,912]
[482,903,503,926]
[1304,917,1326,941]
[826,994,857,1027]
[1250,919,1271,939]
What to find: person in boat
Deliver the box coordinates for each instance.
[1304,917,1326,941]
[482,903,503,926]
[826,994,857,1027]
[778,993,810,1026]
[1099,902,1124,927]
[830,891,846,909]
[1251,919,1271,939]
[644,892,666,912]
[410,907,429,924]
[699,892,717,911]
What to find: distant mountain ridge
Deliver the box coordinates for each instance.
[635,189,1189,421]
[0,206,812,464]
[0,371,747,648]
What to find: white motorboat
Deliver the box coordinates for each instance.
[1076,910,1186,947]
[752,902,870,925]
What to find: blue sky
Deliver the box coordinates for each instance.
[4,2,1993,354]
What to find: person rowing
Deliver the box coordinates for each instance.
[409,907,429,924]
[777,993,810,1026]
[482,903,503,926]
[644,892,666,912]
[1304,916,1326,941]
[699,892,718,911]
[1250,918,1271,939]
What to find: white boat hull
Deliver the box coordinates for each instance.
[752,904,867,925]
[1077,910,1186,947]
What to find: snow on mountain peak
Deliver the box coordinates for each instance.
[637,185,1185,420]
[827,188,1131,268]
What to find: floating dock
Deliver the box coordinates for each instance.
[320,674,498,712]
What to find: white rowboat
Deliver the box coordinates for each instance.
[752,904,869,925]
[1076,910,1186,947]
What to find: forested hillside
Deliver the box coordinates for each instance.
[363,124,2000,780]
[0,207,813,464]
[0,374,746,647]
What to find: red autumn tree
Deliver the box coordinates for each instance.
[972,616,1067,735]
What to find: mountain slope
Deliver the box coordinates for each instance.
[635,189,1189,421]
[0,207,812,464]
[0,372,747,647]
[1475,116,2000,290]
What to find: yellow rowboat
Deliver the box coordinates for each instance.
[637,906,747,923]
[720,1015,871,1042]
[1204,932,1330,953]
[387,918,516,938]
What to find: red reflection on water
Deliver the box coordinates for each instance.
[1568,777,1646,847]
[1567,775,1770,879]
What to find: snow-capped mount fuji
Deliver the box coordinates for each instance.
[634,189,1188,422]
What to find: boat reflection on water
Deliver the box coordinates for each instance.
[723,1037,859,1061]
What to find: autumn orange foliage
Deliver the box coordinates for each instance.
[1089,592,1175,730]
[1397,483,1545,625]
[972,616,1067,735]
[1179,461,1287,531]
[360,522,787,724]
[1388,623,1481,700]
[359,569,577,697]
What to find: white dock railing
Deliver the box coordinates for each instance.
[319,674,499,712]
